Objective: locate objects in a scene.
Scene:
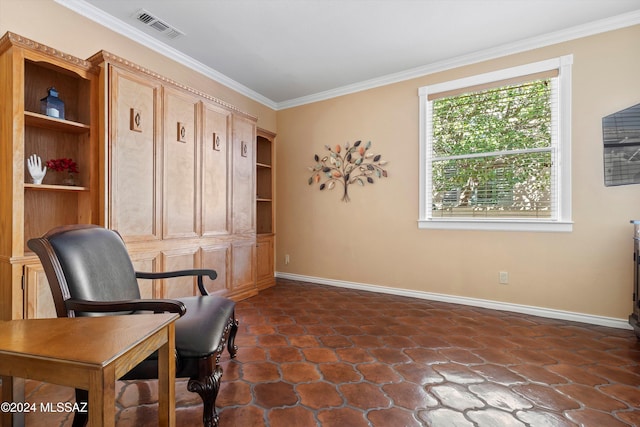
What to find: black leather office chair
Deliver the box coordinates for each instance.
[28,224,238,427]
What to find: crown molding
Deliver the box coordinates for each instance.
[278,9,640,109]
[88,50,257,120]
[54,0,278,110]
[56,0,640,111]
[0,31,98,73]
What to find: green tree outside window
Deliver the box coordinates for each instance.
[431,79,553,218]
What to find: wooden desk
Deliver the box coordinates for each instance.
[0,314,177,427]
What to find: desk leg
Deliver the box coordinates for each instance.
[0,376,12,427]
[158,323,176,427]
[0,377,24,427]
[89,365,115,427]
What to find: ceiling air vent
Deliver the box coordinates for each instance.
[134,9,184,39]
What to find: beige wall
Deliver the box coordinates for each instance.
[0,0,277,131]
[276,25,640,320]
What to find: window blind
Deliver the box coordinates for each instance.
[429,73,558,219]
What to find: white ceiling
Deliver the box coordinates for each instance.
[59,0,640,109]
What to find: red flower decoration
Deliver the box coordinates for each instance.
[46,158,79,174]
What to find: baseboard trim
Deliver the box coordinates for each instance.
[275,272,632,330]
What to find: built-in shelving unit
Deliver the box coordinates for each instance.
[256,136,273,234]
[0,32,98,320]
[21,57,97,252]
[256,129,276,289]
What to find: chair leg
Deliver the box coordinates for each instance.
[187,356,222,427]
[72,388,88,427]
[227,315,239,359]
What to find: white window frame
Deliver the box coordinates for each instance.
[418,55,573,232]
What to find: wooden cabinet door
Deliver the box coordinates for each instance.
[201,244,231,295]
[23,264,56,319]
[231,115,256,234]
[163,87,200,239]
[109,66,161,242]
[162,247,199,298]
[129,250,161,299]
[202,102,231,237]
[256,235,275,290]
[231,240,257,299]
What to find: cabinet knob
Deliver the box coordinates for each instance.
[177,122,187,143]
[130,108,142,132]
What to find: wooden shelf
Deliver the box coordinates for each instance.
[24,111,91,134]
[256,130,275,290]
[24,183,89,192]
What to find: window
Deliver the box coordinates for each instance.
[418,56,573,232]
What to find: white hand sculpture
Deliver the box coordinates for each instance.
[27,154,47,184]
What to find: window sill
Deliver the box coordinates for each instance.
[418,218,573,232]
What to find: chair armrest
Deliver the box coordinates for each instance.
[135,269,217,296]
[65,298,187,316]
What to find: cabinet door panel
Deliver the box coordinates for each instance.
[164,88,199,239]
[130,251,161,299]
[110,67,161,241]
[162,248,198,298]
[256,235,274,289]
[202,103,231,236]
[24,264,56,319]
[231,240,256,297]
[201,244,230,295]
[232,116,255,234]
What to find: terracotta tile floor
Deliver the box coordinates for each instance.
[22,278,640,426]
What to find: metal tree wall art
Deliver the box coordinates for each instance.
[308,140,388,202]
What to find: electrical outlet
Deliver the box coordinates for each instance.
[285,254,290,265]
[499,271,509,284]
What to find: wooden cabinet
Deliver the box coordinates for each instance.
[256,129,276,289]
[90,51,258,301]
[0,32,98,319]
